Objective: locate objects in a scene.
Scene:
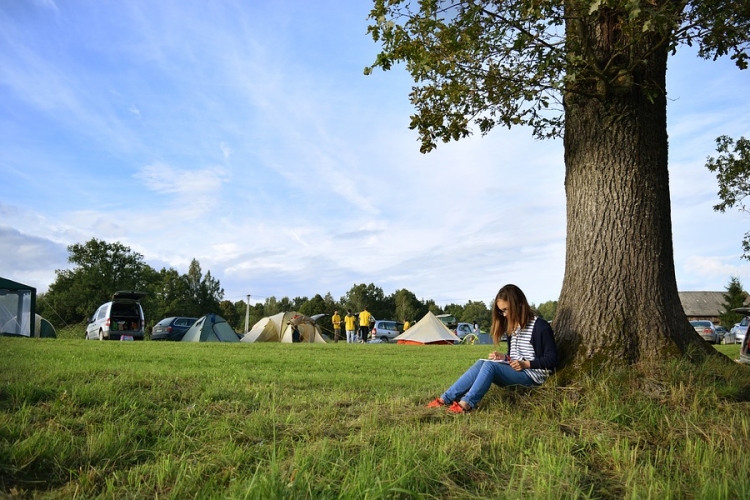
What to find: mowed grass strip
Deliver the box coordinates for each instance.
[1,338,750,499]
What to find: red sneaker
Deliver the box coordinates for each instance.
[426,398,445,408]
[447,401,470,414]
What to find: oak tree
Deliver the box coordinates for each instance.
[367,0,749,366]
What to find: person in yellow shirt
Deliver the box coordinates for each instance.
[331,310,342,343]
[403,319,411,331]
[344,309,357,343]
[358,307,372,343]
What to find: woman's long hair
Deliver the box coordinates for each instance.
[491,284,535,345]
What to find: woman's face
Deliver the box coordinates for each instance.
[496,299,509,317]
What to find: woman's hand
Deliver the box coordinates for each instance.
[490,351,511,362]
[509,359,529,371]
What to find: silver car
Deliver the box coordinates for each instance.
[690,320,718,344]
[740,329,750,364]
[86,291,146,341]
[370,320,404,342]
[730,314,748,345]
[715,326,736,344]
[454,322,475,340]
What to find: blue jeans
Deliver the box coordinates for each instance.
[441,360,537,409]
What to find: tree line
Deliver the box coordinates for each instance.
[37,238,558,334]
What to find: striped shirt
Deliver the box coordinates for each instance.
[509,316,549,385]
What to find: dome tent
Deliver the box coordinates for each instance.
[35,314,56,338]
[181,314,240,342]
[241,312,326,343]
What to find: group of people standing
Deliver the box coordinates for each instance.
[330,308,373,343]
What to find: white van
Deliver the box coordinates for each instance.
[86,291,146,341]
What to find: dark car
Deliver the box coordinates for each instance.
[151,317,198,341]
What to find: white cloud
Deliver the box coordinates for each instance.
[0,226,68,293]
[682,255,750,291]
[134,163,229,198]
[220,142,232,159]
[34,0,59,11]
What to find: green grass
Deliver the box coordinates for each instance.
[1,338,749,499]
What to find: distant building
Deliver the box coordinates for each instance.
[678,291,727,324]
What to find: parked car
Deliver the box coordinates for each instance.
[151,316,198,341]
[86,291,146,341]
[690,320,718,344]
[435,314,457,328]
[370,320,404,342]
[740,327,750,364]
[715,326,736,344]
[454,322,475,339]
[730,312,749,345]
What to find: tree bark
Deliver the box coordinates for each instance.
[554,14,715,367]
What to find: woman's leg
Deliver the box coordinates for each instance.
[440,360,488,404]
[461,362,536,409]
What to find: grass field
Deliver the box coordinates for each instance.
[2,335,749,499]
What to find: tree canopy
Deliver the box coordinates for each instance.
[40,239,155,324]
[39,239,224,330]
[707,135,750,256]
[366,0,749,152]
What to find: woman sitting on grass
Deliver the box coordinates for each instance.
[427,284,558,414]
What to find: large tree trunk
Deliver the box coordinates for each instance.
[554,12,715,367]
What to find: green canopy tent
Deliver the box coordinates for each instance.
[181,314,240,342]
[0,277,37,338]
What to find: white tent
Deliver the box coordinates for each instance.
[394,311,458,345]
[241,312,326,343]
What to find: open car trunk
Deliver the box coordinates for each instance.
[109,302,142,334]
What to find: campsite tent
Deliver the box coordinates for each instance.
[181,314,240,342]
[394,311,458,345]
[241,312,326,343]
[0,277,37,338]
[34,314,57,338]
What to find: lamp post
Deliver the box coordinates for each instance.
[244,294,251,334]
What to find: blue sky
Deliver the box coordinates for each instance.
[1,0,749,308]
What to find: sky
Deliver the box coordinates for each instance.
[1,1,750,309]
